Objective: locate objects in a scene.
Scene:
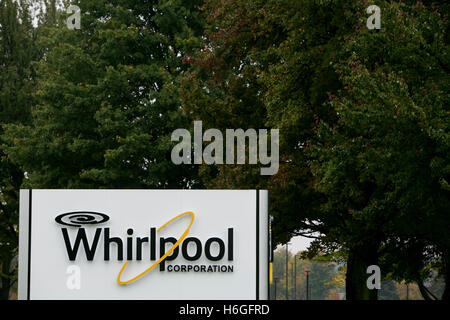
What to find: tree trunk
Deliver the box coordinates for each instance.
[0,255,12,300]
[417,281,438,300]
[442,278,450,301]
[441,251,450,301]
[346,244,378,300]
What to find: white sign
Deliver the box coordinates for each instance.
[18,190,269,300]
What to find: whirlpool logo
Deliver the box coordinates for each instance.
[55,211,234,285]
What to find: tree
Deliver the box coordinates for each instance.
[182,0,368,297]
[181,0,449,300]
[3,0,205,190]
[0,0,41,299]
[309,1,449,299]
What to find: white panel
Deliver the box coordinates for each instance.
[21,189,269,300]
[258,190,269,300]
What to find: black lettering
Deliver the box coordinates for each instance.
[61,227,101,261]
[127,228,133,260]
[228,228,233,261]
[181,237,202,261]
[104,228,123,261]
[150,227,156,260]
[159,237,179,271]
[136,237,149,260]
[205,237,225,261]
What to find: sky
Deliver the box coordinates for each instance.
[274,235,313,254]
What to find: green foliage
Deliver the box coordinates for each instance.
[3,0,205,189]
[309,1,449,292]
[181,0,449,299]
[0,0,205,298]
[0,0,40,299]
[0,0,448,300]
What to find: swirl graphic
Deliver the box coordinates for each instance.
[117,211,195,285]
[55,211,110,227]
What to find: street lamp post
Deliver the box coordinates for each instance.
[293,255,297,300]
[274,277,279,300]
[305,270,310,300]
[285,243,290,300]
[406,283,409,300]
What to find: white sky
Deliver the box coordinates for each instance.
[275,235,313,254]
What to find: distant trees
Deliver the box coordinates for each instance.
[271,248,445,300]
[271,248,343,300]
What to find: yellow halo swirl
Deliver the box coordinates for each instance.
[116,211,195,285]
